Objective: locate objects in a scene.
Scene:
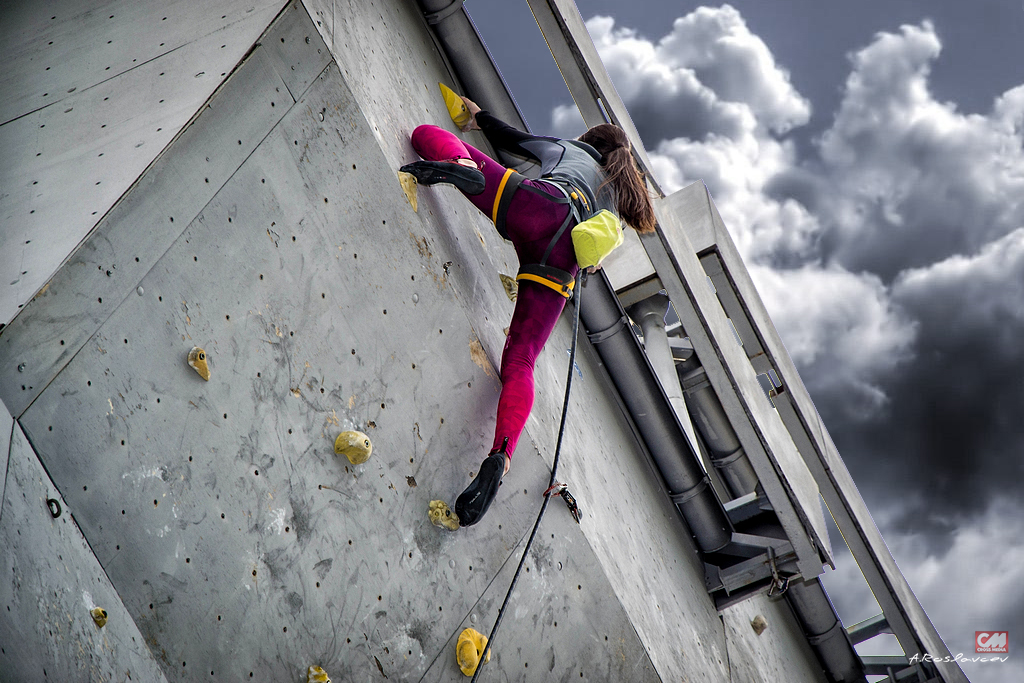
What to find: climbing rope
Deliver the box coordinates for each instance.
[470,268,587,682]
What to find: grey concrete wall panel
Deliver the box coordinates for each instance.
[18,65,519,683]
[8,11,687,681]
[0,400,12,528]
[418,503,662,683]
[299,0,515,176]
[0,2,332,418]
[0,421,170,683]
[721,593,827,683]
[518,324,733,682]
[0,0,281,124]
[0,0,287,325]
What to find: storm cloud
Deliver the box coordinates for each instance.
[561,8,1024,678]
[564,7,1024,518]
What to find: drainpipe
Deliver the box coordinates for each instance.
[626,294,689,424]
[628,294,759,500]
[787,579,867,682]
[417,1,530,139]
[627,295,726,497]
[579,274,731,552]
[676,363,760,499]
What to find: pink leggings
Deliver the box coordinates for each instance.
[411,125,578,459]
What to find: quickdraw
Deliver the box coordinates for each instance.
[766,545,791,597]
[543,482,582,524]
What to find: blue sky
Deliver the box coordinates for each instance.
[468,3,1024,681]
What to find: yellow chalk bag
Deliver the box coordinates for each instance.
[571,209,624,270]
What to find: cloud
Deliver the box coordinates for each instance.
[564,6,1024,664]
[554,7,809,145]
[569,9,1024,514]
[815,22,1024,280]
[849,228,1024,514]
[820,500,1024,683]
[750,264,916,421]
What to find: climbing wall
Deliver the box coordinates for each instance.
[0,0,287,326]
[1,1,831,682]
[0,3,655,681]
[0,405,170,682]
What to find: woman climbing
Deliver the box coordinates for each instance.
[400,96,656,527]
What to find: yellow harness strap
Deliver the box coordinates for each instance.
[491,168,516,225]
[516,272,575,298]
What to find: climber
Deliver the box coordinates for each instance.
[401,96,656,526]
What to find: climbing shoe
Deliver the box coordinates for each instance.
[455,450,506,527]
[399,160,485,196]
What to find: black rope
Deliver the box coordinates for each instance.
[470,268,587,682]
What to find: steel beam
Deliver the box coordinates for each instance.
[682,183,965,680]
[723,491,773,525]
[848,613,893,645]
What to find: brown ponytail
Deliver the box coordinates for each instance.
[578,124,656,233]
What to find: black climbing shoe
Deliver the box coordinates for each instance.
[456,450,507,527]
[400,160,485,196]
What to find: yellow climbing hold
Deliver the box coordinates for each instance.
[187,346,210,381]
[307,665,331,683]
[399,171,418,212]
[456,627,490,676]
[439,83,471,128]
[428,500,460,530]
[334,430,372,464]
[499,274,518,302]
[90,607,108,628]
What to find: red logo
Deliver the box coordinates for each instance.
[976,632,1008,653]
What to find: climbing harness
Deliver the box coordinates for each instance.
[470,268,587,682]
[492,168,623,299]
[492,168,592,300]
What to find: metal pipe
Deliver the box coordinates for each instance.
[678,364,760,498]
[417,1,529,133]
[579,274,731,552]
[627,294,687,417]
[787,579,867,682]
